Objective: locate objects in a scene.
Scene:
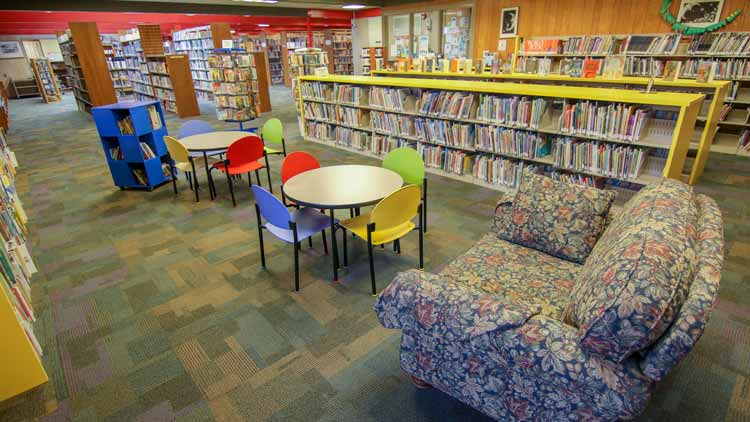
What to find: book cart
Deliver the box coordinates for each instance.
[29,58,62,103]
[371,70,728,185]
[208,48,261,126]
[92,101,173,191]
[298,75,702,202]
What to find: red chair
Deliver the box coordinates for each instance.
[280,151,320,207]
[209,135,272,207]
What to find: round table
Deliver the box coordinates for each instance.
[283,165,404,280]
[179,131,255,201]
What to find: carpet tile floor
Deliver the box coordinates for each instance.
[0,86,748,421]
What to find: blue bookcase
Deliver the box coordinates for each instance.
[92,101,172,191]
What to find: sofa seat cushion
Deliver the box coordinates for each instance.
[439,233,581,320]
[498,170,616,264]
[566,178,698,362]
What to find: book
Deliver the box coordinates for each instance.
[582,58,601,78]
[602,56,625,79]
[696,61,717,83]
[662,61,682,81]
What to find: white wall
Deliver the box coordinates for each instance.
[0,35,60,81]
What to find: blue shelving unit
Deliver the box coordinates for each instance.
[92,101,172,191]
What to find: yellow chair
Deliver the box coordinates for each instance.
[164,135,217,202]
[339,185,424,295]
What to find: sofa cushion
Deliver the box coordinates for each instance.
[498,170,616,264]
[565,178,698,362]
[439,233,581,320]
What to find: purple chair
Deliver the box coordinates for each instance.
[178,120,225,158]
[252,186,330,292]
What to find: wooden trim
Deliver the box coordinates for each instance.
[166,54,200,118]
[68,22,116,107]
[251,51,272,113]
[210,23,232,48]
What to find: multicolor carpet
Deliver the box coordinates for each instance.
[0,86,748,422]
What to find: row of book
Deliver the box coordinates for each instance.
[373,111,415,137]
[116,104,162,134]
[210,68,255,83]
[417,91,475,119]
[371,135,412,156]
[174,38,213,51]
[150,75,172,89]
[338,106,369,127]
[108,142,157,161]
[305,102,336,121]
[559,102,651,142]
[474,156,539,188]
[301,81,333,101]
[417,144,473,175]
[682,58,750,80]
[147,61,167,74]
[475,126,550,159]
[335,84,365,105]
[369,87,417,112]
[335,127,371,150]
[191,70,210,82]
[688,32,750,56]
[207,54,254,69]
[415,118,473,149]
[211,82,250,95]
[305,122,335,141]
[562,36,618,55]
[0,128,42,357]
[214,94,253,109]
[552,137,648,180]
[477,95,548,129]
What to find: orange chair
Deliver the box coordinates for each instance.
[280,151,320,207]
[209,135,271,206]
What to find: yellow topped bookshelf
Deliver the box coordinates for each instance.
[371,70,728,185]
[298,75,703,196]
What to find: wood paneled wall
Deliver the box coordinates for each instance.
[474,0,750,58]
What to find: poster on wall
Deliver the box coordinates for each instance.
[677,0,724,27]
[500,7,519,38]
[0,41,24,59]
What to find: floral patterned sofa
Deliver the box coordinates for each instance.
[374,176,724,421]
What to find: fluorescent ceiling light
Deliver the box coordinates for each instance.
[233,0,279,3]
[257,24,270,27]
[342,4,366,9]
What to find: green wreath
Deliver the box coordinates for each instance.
[661,0,742,34]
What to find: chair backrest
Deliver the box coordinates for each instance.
[163,136,190,163]
[370,185,421,232]
[252,185,292,229]
[261,118,283,146]
[178,120,214,139]
[226,135,265,167]
[281,151,320,184]
[382,147,425,186]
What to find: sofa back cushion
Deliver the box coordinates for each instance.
[498,170,616,264]
[566,178,698,362]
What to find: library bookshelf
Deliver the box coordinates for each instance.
[92,101,173,191]
[208,49,262,121]
[371,70,728,185]
[323,29,353,75]
[289,48,329,108]
[173,23,232,102]
[106,36,132,97]
[0,127,47,401]
[30,58,62,103]
[514,32,750,159]
[57,22,117,113]
[361,47,386,75]
[298,75,703,196]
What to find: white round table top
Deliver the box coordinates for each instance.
[179,131,252,152]
[283,165,404,209]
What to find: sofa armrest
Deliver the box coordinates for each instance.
[374,269,540,340]
[493,195,513,234]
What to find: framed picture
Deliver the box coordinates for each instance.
[0,41,23,59]
[677,0,724,27]
[500,7,519,38]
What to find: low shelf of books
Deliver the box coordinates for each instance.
[92,101,173,191]
[208,49,260,122]
[289,48,329,111]
[0,127,47,401]
[298,75,702,200]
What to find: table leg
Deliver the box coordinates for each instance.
[329,209,338,281]
[202,152,213,200]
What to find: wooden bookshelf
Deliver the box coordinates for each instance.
[251,51,272,113]
[208,49,260,121]
[324,29,352,75]
[119,29,156,103]
[281,32,309,86]
[173,23,232,102]
[361,46,386,75]
[299,75,703,195]
[166,55,200,117]
[60,22,117,113]
[30,58,62,103]
[266,34,283,84]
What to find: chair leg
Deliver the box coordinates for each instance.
[186,172,193,191]
[291,223,300,292]
[396,239,401,254]
[190,158,200,203]
[419,204,424,269]
[248,172,252,188]
[282,139,287,156]
[226,171,236,207]
[255,170,261,187]
[169,162,178,195]
[321,230,328,254]
[423,178,428,233]
[308,236,313,248]
[255,204,266,268]
[367,236,376,296]
[264,154,273,193]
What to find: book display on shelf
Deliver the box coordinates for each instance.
[289,48,329,108]
[92,101,174,190]
[119,30,156,103]
[281,32,310,86]
[0,125,48,401]
[266,35,284,84]
[299,75,702,196]
[29,58,62,103]
[173,23,232,102]
[208,49,260,121]
[57,23,117,113]
[103,35,132,98]
[324,29,352,75]
[361,46,386,75]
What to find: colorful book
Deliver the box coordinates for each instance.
[662,61,682,81]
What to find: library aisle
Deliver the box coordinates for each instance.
[0,86,748,421]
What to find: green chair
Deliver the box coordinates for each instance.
[382,147,428,233]
[260,118,287,157]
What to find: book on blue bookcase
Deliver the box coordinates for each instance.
[91,101,173,191]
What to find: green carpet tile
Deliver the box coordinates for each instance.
[0,86,748,422]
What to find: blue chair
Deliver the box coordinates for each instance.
[252,186,330,291]
[177,120,224,158]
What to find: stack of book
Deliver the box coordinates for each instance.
[558,101,652,142]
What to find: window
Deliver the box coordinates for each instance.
[412,11,441,56]
[442,8,471,59]
[388,14,411,59]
